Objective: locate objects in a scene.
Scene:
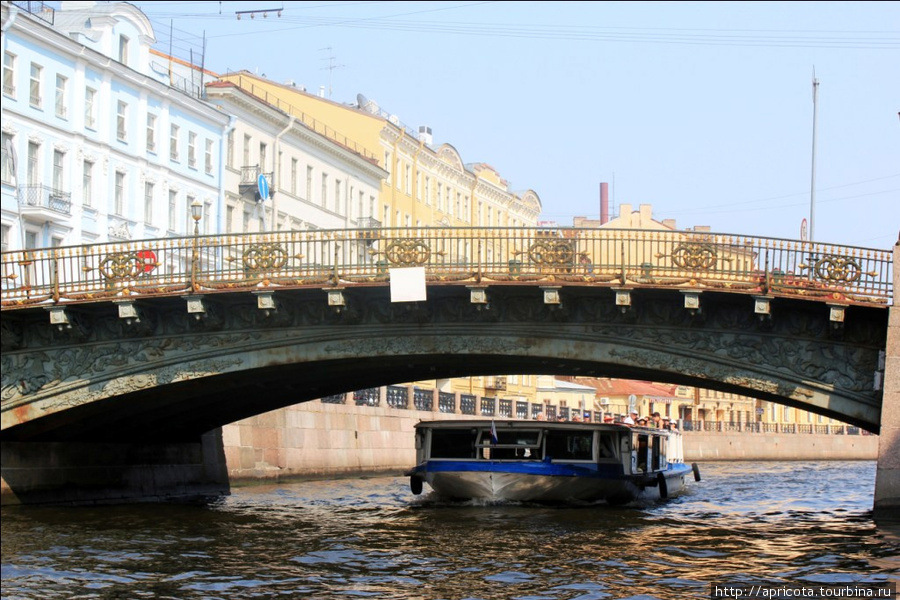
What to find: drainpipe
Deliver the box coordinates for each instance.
[271,116,295,231]
[390,128,405,227]
[218,115,236,235]
[411,138,423,225]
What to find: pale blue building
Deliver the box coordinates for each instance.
[1,1,229,252]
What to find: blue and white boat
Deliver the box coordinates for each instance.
[406,419,700,505]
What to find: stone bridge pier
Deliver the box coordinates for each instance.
[874,238,900,522]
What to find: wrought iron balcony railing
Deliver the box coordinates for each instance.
[16,184,72,215]
[0,227,893,308]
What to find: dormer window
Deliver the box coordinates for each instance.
[118,36,129,66]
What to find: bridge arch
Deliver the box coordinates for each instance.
[1,284,887,443]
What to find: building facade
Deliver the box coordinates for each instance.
[1,1,228,254]
[203,80,387,236]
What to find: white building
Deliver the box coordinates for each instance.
[1,1,229,253]
[203,80,387,236]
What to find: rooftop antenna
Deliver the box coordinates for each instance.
[319,47,344,99]
[809,68,819,242]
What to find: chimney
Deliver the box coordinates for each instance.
[600,182,609,224]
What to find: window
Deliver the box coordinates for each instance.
[114,171,125,215]
[146,114,157,153]
[144,182,154,223]
[169,124,179,161]
[321,173,327,207]
[84,87,96,129]
[188,132,197,168]
[290,158,298,195]
[3,52,15,97]
[242,134,251,166]
[27,141,39,185]
[1,132,14,183]
[306,166,313,201]
[205,139,213,174]
[54,74,67,118]
[168,190,177,230]
[334,179,341,213]
[226,130,234,167]
[259,142,267,170]
[116,100,127,141]
[226,205,234,234]
[118,35,129,65]
[52,150,64,192]
[82,160,93,207]
[29,62,41,108]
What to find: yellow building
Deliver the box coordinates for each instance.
[217,72,541,231]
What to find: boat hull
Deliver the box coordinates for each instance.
[411,462,692,505]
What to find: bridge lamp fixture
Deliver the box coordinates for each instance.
[682,291,701,311]
[828,304,846,324]
[753,297,771,314]
[48,306,70,330]
[327,289,346,311]
[615,289,632,311]
[468,286,488,305]
[541,286,561,305]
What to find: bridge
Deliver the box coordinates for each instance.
[0,227,896,515]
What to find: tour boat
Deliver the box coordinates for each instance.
[406,419,700,505]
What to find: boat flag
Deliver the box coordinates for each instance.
[490,419,498,444]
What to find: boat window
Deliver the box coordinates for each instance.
[635,434,649,472]
[476,429,543,460]
[598,433,619,461]
[429,429,477,459]
[545,431,593,461]
[651,434,661,471]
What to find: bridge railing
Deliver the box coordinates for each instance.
[1,227,892,308]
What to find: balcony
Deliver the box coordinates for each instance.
[17,184,72,218]
[239,165,273,201]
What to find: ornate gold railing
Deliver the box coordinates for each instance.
[0,227,893,308]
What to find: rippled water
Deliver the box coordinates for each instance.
[2,461,898,599]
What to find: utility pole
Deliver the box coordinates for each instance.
[809,69,819,242]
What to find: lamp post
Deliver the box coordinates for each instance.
[190,199,202,291]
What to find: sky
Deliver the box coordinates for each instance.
[130,1,899,250]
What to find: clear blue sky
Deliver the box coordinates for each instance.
[132,1,899,250]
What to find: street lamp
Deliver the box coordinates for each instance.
[190,198,203,236]
[190,199,202,291]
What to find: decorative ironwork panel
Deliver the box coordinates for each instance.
[526,239,576,267]
[460,394,476,415]
[386,385,408,409]
[320,393,345,404]
[531,404,543,419]
[480,397,496,417]
[545,405,557,420]
[438,392,456,414]
[353,388,380,407]
[671,243,718,270]
[383,239,431,266]
[516,401,529,419]
[413,388,433,412]
[99,251,152,280]
[243,243,288,271]
[498,398,513,417]
[813,255,865,284]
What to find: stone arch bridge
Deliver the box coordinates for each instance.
[0,227,895,512]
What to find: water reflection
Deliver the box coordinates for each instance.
[2,462,898,599]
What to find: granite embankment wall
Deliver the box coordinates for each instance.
[223,402,878,484]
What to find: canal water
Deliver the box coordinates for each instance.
[2,461,898,599]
